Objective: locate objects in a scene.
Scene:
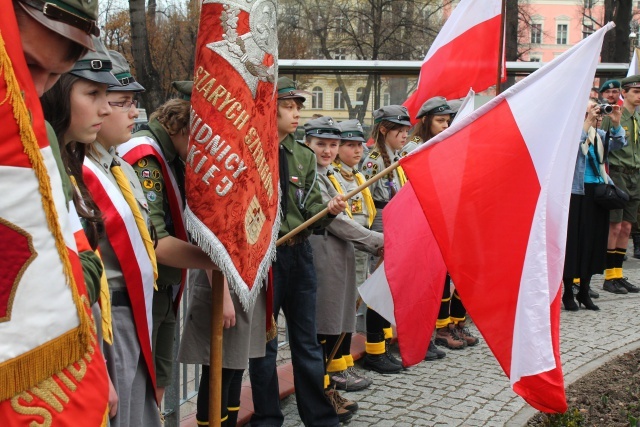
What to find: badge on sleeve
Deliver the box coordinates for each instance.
[151,170,161,179]
[137,158,148,168]
[366,162,373,168]
[143,179,154,189]
[141,169,151,178]
[146,191,157,202]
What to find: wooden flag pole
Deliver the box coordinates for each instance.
[208,270,224,427]
[276,161,401,246]
[496,0,507,94]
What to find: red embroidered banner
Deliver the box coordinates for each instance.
[185,0,279,309]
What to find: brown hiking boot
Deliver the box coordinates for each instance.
[325,387,354,423]
[435,324,466,349]
[455,321,480,347]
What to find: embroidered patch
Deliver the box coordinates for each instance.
[137,158,148,168]
[143,179,154,189]
[298,164,303,170]
[291,176,299,183]
[369,151,380,159]
[151,170,161,179]
[154,182,163,192]
[141,169,151,178]
[146,191,157,202]
[366,162,373,168]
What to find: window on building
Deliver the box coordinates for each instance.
[557,24,568,45]
[383,91,391,106]
[356,87,365,102]
[531,23,542,44]
[583,24,594,39]
[311,87,323,109]
[334,88,345,109]
[529,56,541,62]
[333,48,347,60]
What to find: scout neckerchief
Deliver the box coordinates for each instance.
[118,136,187,308]
[82,156,157,388]
[326,168,353,219]
[0,6,108,422]
[334,161,377,227]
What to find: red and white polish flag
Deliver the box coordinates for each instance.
[362,22,614,413]
[403,0,504,122]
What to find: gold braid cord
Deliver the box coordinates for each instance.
[0,29,92,400]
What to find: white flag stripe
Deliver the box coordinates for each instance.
[358,261,396,326]
[451,88,475,125]
[424,0,502,63]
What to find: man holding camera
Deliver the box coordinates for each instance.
[601,75,640,294]
[600,79,621,106]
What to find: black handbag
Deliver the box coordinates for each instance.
[593,183,629,210]
[588,137,629,210]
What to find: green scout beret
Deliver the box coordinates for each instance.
[108,50,145,92]
[172,81,193,100]
[17,0,99,51]
[304,116,342,139]
[621,75,640,89]
[277,77,310,100]
[373,105,411,127]
[416,96,454,119]
[599,79,621,93]
[338,119,365,143]
[70,37,121,86]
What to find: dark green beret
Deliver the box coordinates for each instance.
[599,79,621,92]
[172,81,193,100]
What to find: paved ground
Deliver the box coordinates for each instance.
[271,248,640,426]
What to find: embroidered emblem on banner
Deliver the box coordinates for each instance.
[204,0,277,98]
[0,219,36,322]
[245,195,266,245]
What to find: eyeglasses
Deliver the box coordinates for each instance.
[108,99,138,112]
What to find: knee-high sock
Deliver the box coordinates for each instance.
[450,289,466,324]
[436,274,452,329]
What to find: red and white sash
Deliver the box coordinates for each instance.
[118,137,187,305]
[82,158,156,386]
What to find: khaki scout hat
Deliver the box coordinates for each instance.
[172,81,193,100]
[277,77,311,100]
[70,38,121,86]
[621,75,640,89]
[338,119,365,143]
[304,116,342,139]
[416,96,454,119]
[17,0,100,51]
[108,50,145,92]
[373,105,411,127]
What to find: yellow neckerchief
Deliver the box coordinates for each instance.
[353,169,377,227]
[69,175,113,343]
[397,165,407,186]
[327,167,353,219]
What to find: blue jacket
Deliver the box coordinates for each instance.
[571,126,626,195]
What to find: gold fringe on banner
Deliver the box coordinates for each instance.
[0,28,92,400]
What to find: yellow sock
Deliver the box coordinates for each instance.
[614,267,623,279]
[605,269,616,280]
[344,354,355,367]
[365,341,385,355]
[436,317,452,329]
[327,356,347,373]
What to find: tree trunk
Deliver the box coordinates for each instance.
[129,0,163,112]
[601,0,632,63]
[147,0,156,25]
[504,0,518,89]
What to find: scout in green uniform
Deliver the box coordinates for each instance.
[121,99,219,404]
[600,75,640,295]
[248,77,346,427]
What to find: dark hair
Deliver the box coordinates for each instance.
[371,120,406,181]
[41,74,103,248]
[277,98,304,115]
[150,98,191,135]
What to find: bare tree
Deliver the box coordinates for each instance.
[579,0,634,63]
[279,0,453,122]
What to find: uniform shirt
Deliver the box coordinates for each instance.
[86,141,150,291]
[602,107,640,169]
[47,122,103,305]
[317,165,383,254]
[130,120,183,288]
[332,161,369,228]
[279,134,333,237]
[360,144,404,202]
[399,138,420,158]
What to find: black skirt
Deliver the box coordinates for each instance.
[563,183,609,279]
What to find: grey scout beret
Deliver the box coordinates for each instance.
[416,96,454,119]
[338,120,365,142]
[70,37,121,87]
[304,116,342,139]
[373,105,411,127]
[108,50,145,92]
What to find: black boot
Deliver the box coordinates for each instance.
[633,233,640,259]
[562,280,579,311]
[576,279,599,311]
